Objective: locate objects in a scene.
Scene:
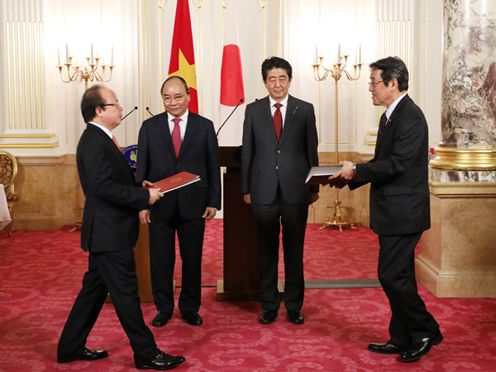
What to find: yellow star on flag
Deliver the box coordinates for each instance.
[170,49,197,90]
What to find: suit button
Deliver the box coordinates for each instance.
[276,166,279,170]
[277,150,281,153]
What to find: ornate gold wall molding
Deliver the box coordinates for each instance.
[0,133,59,148]
[0,133,55,138]
[429,181,496,197]
[429,148,496,171]
[0,142,59,149]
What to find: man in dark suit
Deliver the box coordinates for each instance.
[136,76,221,328]
[330,57,442,362]
[57,85,185,370]
[242,57,319,325]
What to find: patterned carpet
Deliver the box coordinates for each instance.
[1,221,495,371]
[184,220,379,286]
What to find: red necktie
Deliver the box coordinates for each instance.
[273,103,282,142]
[172,117,182,157]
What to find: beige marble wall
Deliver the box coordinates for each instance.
[14,155,82,230]
[417,182,496,297]
[12,152,373,230]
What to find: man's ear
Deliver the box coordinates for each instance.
[386,78,398,90]
[95,106,104,117]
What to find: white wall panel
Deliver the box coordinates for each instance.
[0,0,444,154]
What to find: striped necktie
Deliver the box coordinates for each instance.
[172,117,182,157]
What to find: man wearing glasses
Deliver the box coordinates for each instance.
[136,76,221,328]
[57,85,185,370]
[330,57,442,363]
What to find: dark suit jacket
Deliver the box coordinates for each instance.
[135,112,221,220]
[77,124,149,253]
[241,95,319,205]
[350,94,430,235]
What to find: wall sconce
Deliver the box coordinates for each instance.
[57,44,114,89]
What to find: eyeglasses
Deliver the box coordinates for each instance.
[368,80,384,87]
[101,103,121,108]
[162,95,186,103]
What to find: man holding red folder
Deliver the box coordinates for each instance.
[57,85,184,370]
[136,76,221,328]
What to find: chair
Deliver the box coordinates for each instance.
[0,150,18,236]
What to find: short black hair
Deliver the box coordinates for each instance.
[81,84,105,123]
[369,56,409,91]
[261,57,293,82]
[160,75,190,96]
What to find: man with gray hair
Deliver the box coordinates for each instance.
[330,57,442,363]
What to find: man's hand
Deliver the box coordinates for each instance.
[202,207,217,220]
[142,180,154,188]
[148,188,163,204]
[139,209,151,224]
[331,160,355,181]
[243,193,252,205]
[328,180,347,189]
[309,192,319,204]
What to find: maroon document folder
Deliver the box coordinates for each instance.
[148,171,200,193]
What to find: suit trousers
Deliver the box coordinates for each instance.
[378,233,440,347]
[57,249,158,359]
[149,206,205,315]
[252,197,308,313]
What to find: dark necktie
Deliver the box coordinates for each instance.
[172,117,182,157]
[273,103,283,142]
[378,113,387,136]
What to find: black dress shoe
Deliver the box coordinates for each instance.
[287,311,305,324]
[134,350,185,370]
[151,311,172,327]
[57,347,109,363]
[258,310,277,324]
[182,312,203,326]
[368,341,407,354]
[400,332,443,362]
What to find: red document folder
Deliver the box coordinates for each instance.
[148,171,200,193]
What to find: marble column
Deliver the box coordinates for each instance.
[431,0,496,177]
[418,0,496,298]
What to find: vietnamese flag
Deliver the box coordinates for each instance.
[168,0,198,113]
